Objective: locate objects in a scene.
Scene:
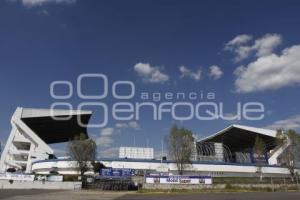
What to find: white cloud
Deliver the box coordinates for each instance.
[225,33,282,62]
[95,121,141,148]
[115,123,129,128]
[225,34,253,47]
[10,0,76,7]
[234,44,300,93]
[264,115,300,130]
[100,127,114,136]
[253,34,282,57]
[128,121,141,130]
[179,66,202,81]
[94,121,141,148]
[95,136,113,147]
[115,121,141,130]
[209,65,223,80]
[38,9,49,15]
[95,127,115,147]
[98,147,119,158]
[224,34,253,62]
[134,63,169,83]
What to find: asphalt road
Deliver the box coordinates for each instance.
[0,190,300,200]
[0,190,126,200]
[0,190,60,199]
[119,192,300,200]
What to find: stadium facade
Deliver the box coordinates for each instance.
[0,107,92,173]
[0,107,297,177]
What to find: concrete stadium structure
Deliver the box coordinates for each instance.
[0,107,297,177]
[0,107,92,173]
[31,158,292,177]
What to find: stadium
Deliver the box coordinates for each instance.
[0,107,296,177]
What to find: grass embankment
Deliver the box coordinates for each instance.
[138,177,300,194]
[213,177,295,184]
[138,185,299,194]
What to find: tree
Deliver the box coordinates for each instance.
[253,135,266,181]
[91,161,106,174]
[277,129,300,181]
[6,168,16,173]
[68,133,97,186]
[167,125,194,175]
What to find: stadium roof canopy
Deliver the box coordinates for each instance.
[0,107,93,173]
[198,124,278,152]
[20,108,92,144]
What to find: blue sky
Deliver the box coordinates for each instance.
[1,0,300,158]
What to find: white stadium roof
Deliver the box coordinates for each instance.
[199,124,277,143]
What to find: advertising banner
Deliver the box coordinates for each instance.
[251,152,268,164]
[47,175,63,182]
[0,173,35,181]
[100,168,135,177]
[145,176,212,185]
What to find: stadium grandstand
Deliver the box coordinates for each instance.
[0,107,91,173]
[0,107,297,177]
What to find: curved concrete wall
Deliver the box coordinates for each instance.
[32,159,294,177]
